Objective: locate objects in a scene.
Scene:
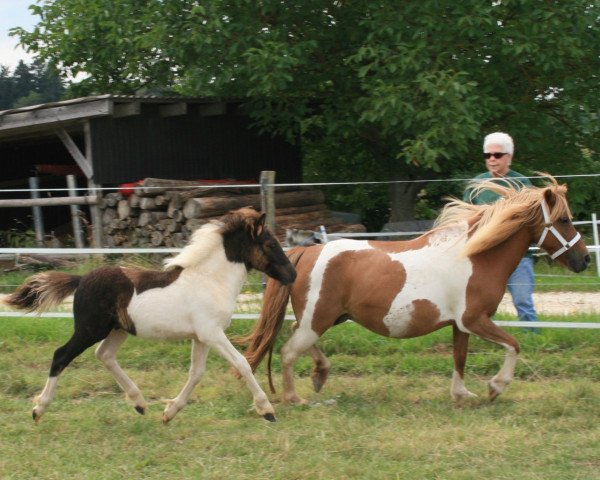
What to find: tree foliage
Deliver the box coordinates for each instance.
[0,59,65,109]
[13,0,600,222]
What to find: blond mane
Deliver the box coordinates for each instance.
[434,175,571,256]
[163,221,224,270]
[163,207,263,270]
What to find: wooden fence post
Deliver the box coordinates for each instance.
[87,179,104,248]
[67,175,85,248]
[260,170,276,231]
[28,177,45,247]
[260,170,276,288]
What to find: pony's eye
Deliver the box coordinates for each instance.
[558,217,570,224]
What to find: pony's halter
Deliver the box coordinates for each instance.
[536,199,581,260]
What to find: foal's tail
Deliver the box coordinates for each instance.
[236,248,305,390]
[4,272,81,313]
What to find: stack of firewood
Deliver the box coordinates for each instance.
[99,178,365,248]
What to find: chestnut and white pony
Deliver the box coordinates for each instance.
[5,208,296,423]
[240,178,590,404]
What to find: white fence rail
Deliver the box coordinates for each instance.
[1,311,599,329]
[1,214,599,329]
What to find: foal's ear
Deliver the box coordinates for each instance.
[251,213,266,238]
[543,188,557,208]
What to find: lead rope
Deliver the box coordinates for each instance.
[536,199,581,260]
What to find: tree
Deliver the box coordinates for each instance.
[0,65,15,109]
[13,0,600,222]
[0,60,65,109]
[11,60,35,101]
[30,59,65,103]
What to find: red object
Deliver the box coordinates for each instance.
[118,180,143,196]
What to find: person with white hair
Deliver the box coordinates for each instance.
[463,131,539,331]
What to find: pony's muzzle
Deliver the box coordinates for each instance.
[566,251,591,273]
[572,253,591,273]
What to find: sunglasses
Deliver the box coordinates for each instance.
[484,152,509,159]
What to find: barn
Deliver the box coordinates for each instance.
[0,95,302,246]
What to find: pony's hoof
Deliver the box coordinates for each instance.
[263,413,276,422]
[134,405,145,415]
[162,414,172,424]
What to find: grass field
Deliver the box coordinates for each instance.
[1,313,600,480]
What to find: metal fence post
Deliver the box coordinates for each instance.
[592,213,600,277]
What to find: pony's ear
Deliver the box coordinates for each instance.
[544,188,557,208]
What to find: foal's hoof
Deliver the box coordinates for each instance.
[134,405,145,415]
[263,413,276,422]
[488,384,501,402]
[162,414,172,424]
[32,409,41,424]
[312,377,324,393]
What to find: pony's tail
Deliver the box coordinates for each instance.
[4,272,82,313]
[235,248,305,391]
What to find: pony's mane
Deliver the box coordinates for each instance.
[163,221,223,270]
[434,175,571,256]
[163,207,262,270]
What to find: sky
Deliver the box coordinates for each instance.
[0,0,36,70]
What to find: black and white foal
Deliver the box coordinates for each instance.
[5,208,296,424]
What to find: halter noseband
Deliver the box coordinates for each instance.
[536,199,581,260]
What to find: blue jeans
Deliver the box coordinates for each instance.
[507,257,538,323]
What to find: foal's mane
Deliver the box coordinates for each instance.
[164,207,261,270]
[434,175,571,256]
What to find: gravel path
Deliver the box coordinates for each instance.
[498,292,600,316]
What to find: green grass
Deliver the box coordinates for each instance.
[534,257,600,292]
[1,315,600,479]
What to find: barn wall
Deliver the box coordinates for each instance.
[90,104,301,185]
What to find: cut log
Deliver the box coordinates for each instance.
[102,208,117,224]
[177,186,256,200]
[171,232,186,248]
[117,199,131,219]
[154,194,169,207]
[139,197,159,210]
[275,203,328,216]
[135,227,151,238]
[167,192,185,212]
[150,231,164,246]
[138,211,169,227]
[166,220,182,233]
[183,190,325,219]
[141,177,259,196]
[185,218,211,232]
[109,218,122,229]
[104,192,122,207]
[169,209,184,222]
[129,193,141,208]
[140,178,207,196]
[275,211,332,229]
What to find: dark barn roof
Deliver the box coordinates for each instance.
[0,95,301,185]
